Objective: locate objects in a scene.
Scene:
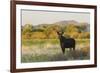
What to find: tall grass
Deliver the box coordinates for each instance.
[21,39,90,63]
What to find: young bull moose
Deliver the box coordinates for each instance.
[56,30,76,54]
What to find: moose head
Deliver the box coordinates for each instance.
[56,28,63,35]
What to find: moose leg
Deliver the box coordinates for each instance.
[62,48,65,54]
[73,46,75,50]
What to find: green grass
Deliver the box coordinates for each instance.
[22,39,89,46]
[22,39,59,46]
[76,39,89,44]
[21,39,90,63]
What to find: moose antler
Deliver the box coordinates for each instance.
[52,25,65,35]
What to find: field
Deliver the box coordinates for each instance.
[21,39,90,63]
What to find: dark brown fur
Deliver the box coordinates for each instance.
[57,32,75,54]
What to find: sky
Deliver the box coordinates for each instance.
[21,9,90,26]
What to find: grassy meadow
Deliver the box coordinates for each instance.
[21,39,90,63]
[21,21,90,63]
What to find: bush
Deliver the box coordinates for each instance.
[78,32,90,39]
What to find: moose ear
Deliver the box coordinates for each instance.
[57,31,59,34]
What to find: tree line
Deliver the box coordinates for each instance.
[22,23,90,39]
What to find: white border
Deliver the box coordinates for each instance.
[16,5,95,69]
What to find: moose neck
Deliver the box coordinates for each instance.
[59,35,66,42]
